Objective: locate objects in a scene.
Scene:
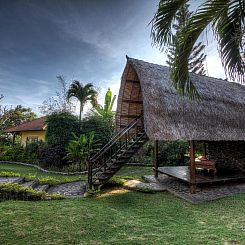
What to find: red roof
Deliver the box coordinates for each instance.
[5,116,47,133]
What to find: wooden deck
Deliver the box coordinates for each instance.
[158,166,245,184]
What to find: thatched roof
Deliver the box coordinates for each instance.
[116,57,245,141]
[5,117,47,133]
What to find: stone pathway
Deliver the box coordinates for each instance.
[48,182,87,197]
[1,175,245,202]
[123,179,166,192]
[0,177,24,184]
[143,174,245,203]
[0,177,87,198]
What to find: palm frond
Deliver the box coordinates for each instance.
[170,1,228,97]
[150,0,187,50]
[213,0,245,83]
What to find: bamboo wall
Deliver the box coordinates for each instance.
[116,63,144,132]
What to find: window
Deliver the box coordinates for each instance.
[26,136,38,144]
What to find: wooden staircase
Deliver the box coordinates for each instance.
[88,115,148,189]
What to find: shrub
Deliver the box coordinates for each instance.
[0,171,20,177]
[38,144,66,169]
[45,112,80,148]
[157,140,189,166]
[0,144,25,161]
[0,142,44,164]
[39,112,80,169]
[81,113,114,147]
[132,141,189,166]
[0,183,64,201]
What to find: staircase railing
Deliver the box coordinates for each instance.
[88,114,144,188]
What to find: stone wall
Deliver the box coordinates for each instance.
[207,141,245,172]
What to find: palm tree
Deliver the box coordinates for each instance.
[67,81,97,122]
[151,0,245,98]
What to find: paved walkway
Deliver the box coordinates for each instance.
[48,182,87,197]
[0,177,23,184]
[142,174,245,203]
[1,175,245,202]
[0,177,87,198]
[123,179,166,192]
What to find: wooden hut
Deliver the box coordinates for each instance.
[116,56,245,193]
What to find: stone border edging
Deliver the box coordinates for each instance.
[0,161,87,176]
[0,161,151,176]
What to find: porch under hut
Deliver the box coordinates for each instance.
[116,56,245,194]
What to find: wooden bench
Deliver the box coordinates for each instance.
[195,159,217,175]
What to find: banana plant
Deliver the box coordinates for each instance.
[65,131,99,170]
[94,88,116,117]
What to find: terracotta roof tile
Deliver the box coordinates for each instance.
[5,116,47,133]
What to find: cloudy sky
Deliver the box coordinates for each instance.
[0,0,225,115]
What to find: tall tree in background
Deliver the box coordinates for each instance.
[151,0,245,98]
[0,96,36,135]
[39,76,75,115]
[67,81,97,122]
[167,3,206,75]
[0,95,8,136]
[4,105,36,130]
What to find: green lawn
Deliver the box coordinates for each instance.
[116,165,153,179]
[0,190,244,245]
[0,164,244,244]
[0,163,83,184]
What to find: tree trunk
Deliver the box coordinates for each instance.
[79,102,82,123]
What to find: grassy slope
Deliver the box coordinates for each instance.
[0,163,152,184]
[0,190,244,245]
[0,163,83,184]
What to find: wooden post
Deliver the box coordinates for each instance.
[12,133,16,146]
[189,140,196,194]
[202,141,207,158]
[88,161,93,190]
[154,140,159,178]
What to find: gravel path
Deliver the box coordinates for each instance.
[48,181,87,197]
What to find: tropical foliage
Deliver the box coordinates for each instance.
[67,81,97,122]
[151,0,245,98]
[167,2,206,75]
[81,113,114,147]
[38,112,80,168]
[93,88,116,118]
[65,131,98,170]
[0,96,36,132]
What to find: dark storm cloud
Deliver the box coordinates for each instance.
[0,0,223,113]
[0,0,162,112]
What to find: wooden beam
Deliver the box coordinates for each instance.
[122,99,143,104]
[125,79,139,84]
[154,140,159,178]
[189,140,196,194]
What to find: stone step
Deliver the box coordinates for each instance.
[34,184,50,192]
[0,177,25,184]
[22,179,39,189]
[13,177,25,184]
